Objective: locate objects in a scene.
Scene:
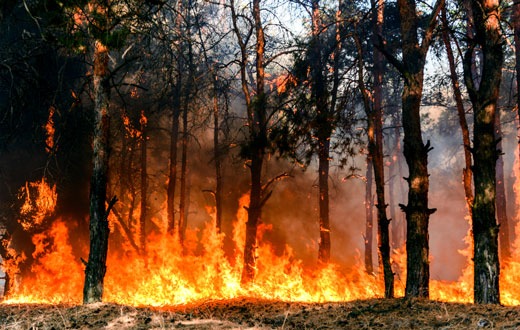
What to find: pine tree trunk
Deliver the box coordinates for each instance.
[371,0,393,297]
[167,89,180,235]
[514,0,520,165]
[395,0,441,298]
[242,153,264,283]
[317,139,331,263]
[365,158,374,274]
[83,40,112,304]
[213,72,223,233]
[401,76,433,298]
[310,0,332,264]
[139,113,147,256]
[463,0,503,304]
[179,94,189,246]
[241,0,267,284]
[495,111,510,261]
[441,5,473,216]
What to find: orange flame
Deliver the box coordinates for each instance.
[18,179,57,231]
[2,182,520,306]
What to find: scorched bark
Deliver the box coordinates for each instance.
[83,40,113,304]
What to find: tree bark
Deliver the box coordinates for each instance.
[441,5,473,216]
[167,85,180,235]
[365,158,374,274]
[463,0,503,305]
[514,0,520,166]
[235,0,268,284]
[310,0,332,264]
[83,40,112,304]
[139,111,147,256]
[213,72,223,233]
[371,0,393,298]
[355,1,393,295]
[179,98,188,246]
[392,0,442,298]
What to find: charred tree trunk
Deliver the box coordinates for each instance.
[495,110,510,261]
[514,0,520,165]
[83,40,113,304]
[213,73,223,233]
[139,112,147,256]
[365,158,374,274]
[234,0,268,284]
[311,0,332,264]
[167,85,181,235]
[441,5,473,216]
[179,103,188,246]
[463,0,503,305]
[317,138,331,263]
[371,0,393,298]
[355,3,393,295]
[391,0,442,298]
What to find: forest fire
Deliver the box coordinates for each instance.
[2,179,520,307]
[1,0,520,323]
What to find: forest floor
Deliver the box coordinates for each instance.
[1,297,519,329]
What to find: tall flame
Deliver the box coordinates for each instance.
[2,180,520,306]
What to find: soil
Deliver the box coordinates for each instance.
[1,298,519,329]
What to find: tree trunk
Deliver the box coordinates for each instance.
[317,139,331,263]
[83,40,112,304]
[365,158,374,274]
[463,0,503,305]
[495,110,510,261]
[167,89,180,235]
[167,5,184,235]
[514,0,520,166]
[371,0,393,298]
[392,0,442,299]
[240,0,267,284]
[213,73,223,233]
[441,5,473,216]
[242,153,264,283]
[178,91,189,246]
[310,0,332,264]
[139,112,147,256]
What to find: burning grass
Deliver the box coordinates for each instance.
[1,298,520,329]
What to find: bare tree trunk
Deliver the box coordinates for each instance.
[179,100,188,246]
[167,87,180,235]
[463,0,503,305]
[441,5,473,216]
[139,112,147,256]
[83,40,113,304]
[365,158,374,274]
[317,139,331,263]
[495,110,511,261]
[234,0,268,284]
[371,0,393,298]
[514,0,520,167]
[355,1,393,295]
[392,0,442,298]
[311,0,332,264]
[213,74,223,233]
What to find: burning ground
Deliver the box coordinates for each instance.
[1,298,520,329]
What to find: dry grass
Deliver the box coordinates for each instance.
[1,298,519,329]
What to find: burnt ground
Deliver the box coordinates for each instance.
[0,298,519,329]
